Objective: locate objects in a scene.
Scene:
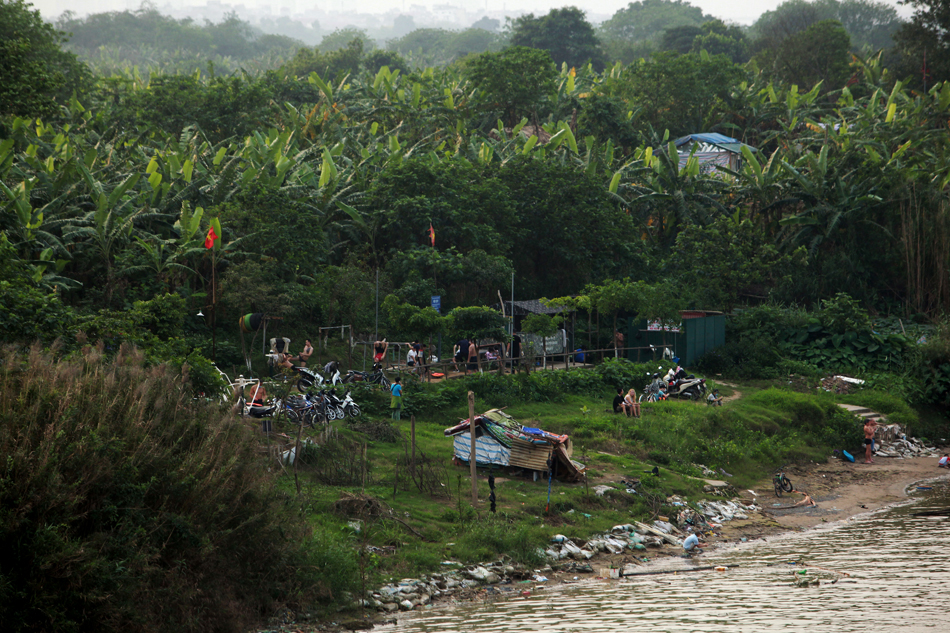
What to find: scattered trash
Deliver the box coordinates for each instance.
[533,575,548,582]
[874,427,940,458]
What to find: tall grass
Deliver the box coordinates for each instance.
[0,344,355,633]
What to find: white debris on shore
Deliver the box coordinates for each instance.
[874,424,939,459]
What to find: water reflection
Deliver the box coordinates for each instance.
[380,482,949,633]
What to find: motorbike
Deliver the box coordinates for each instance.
[343,363,391,390]
[661,366,707,400]
[668,376,707,400]
[639,373,668,403]
[341,389,361,418]
[322,389,348,420]
[295,366,324,392]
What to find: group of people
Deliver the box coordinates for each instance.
[451,334,523,374]
[273,338,314,370]
[373,338,436,376]
[612,387,641,418]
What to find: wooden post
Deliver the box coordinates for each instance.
[293,415,303,495]
[468,390,477,505]
[361,442,367,491]
[410,414,416,476]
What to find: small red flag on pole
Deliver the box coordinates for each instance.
[428,223,435,247]
[204,226,218,249]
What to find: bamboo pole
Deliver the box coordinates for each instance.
[468,390,477,505]
[410,414,416,476]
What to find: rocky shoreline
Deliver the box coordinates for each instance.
[254,455,949,633]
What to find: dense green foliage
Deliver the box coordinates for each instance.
[509,6,607,70]
[0,0,89,117]
[0,348,354,632]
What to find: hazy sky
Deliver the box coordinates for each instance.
[32,0,915,26]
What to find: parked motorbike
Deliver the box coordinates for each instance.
[668,376,707,400]
[295,366,324,392]
[341,389,361,418]
[343,363,391,390]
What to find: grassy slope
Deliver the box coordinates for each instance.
[279,371,887,589]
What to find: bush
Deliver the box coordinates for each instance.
[0,345,348,633]
[453,515,545,566]
[403,358,670,415]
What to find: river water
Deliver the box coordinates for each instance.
[378,479,949,633]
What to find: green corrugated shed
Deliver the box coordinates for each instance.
[626,313,725,366]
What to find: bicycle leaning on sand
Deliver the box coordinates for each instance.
[773,469,794,497]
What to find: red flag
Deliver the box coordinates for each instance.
[204,226,218,249]
[428,223,435,247]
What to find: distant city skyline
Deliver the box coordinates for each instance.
[34,0,914,29]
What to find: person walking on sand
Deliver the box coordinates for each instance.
[390,377,403,420]
[863,418,876,464]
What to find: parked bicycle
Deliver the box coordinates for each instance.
[773,469,794,497]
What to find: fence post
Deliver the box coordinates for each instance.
[410,414,416,476]
[468,391,477,505]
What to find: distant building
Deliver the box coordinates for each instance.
[674,133,756,174]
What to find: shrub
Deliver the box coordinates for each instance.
[0,345,348,633]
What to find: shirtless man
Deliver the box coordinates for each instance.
[863,417,876,464]
[295,338,313,366]
[613,329,624,358]
[467,340,478,374]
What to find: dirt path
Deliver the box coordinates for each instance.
[715,381,743,403]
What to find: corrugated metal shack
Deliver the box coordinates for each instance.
[444,409,585,482]
[624,310,725,366]
[674,133,756,173]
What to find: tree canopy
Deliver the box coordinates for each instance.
[0,0,88,117]
[509,7,606,70]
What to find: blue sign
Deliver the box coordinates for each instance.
[431,295,441,313]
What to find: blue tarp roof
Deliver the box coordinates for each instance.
[674,133,756,152]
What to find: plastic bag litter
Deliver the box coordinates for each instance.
[467,566,492,581]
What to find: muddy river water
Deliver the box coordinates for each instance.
[378,480,949,633]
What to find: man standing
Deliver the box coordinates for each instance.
[863,417,876,464]
[507,333,522,371]
[467,340,478,374]
[614,328,624,358]
[390,377,403,420]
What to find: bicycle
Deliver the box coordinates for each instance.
[773,470,794,497]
